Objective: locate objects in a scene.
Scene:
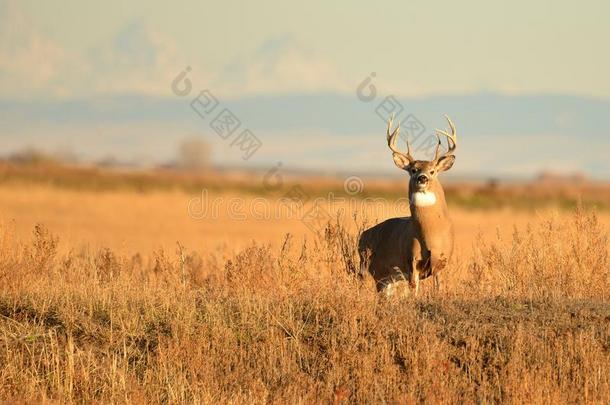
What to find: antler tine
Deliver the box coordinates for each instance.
[433,114,457,161]
[386,114,414,163]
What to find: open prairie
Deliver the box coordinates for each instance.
[4,1,610,402]
[0,164,609,403]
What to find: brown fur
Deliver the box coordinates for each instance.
[359,170,454,293]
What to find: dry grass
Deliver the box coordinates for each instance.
[2,161,610,210]
[0,165,609,403]
[0,202,609,403]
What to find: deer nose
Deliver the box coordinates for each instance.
[417,174,428,184]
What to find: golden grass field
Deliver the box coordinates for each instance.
[0,163,609,403]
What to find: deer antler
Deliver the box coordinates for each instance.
[387,114,415,164]
[433,114,457,162]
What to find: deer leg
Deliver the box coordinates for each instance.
[409,259,420,296]
[429,253,446,293]
[408,259,418,295]
[434,274,441,291]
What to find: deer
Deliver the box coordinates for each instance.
[358,115,457,296]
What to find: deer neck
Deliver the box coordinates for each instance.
[409,181,451,237]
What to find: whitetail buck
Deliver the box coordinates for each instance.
[358,115,457,296]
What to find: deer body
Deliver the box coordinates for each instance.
[359,115,458,295]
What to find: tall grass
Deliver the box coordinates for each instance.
[469,206,609,300]
[0,209,609,403]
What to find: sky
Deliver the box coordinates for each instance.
[1,0,609,178]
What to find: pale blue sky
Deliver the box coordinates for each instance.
[1,0,609,178]
[4,0,610,99]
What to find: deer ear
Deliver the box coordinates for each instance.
[436,155,455,172]
[392,153,411,170]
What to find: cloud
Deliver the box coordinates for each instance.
[218,34,350,96]
[0,2,205,99]
[0,0,72,98]
[85,20,198,97]
[0,2,347,100]
[0,2,346,100]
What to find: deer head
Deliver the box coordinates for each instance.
[386,115,457,206]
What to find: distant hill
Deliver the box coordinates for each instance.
[0,92,609,178]
[2,92,609,136]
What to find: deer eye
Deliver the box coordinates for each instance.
[430,170,436,175]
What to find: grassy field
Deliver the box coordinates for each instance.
[0,163,609,403]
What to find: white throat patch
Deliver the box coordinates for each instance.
[411,191,437,207]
